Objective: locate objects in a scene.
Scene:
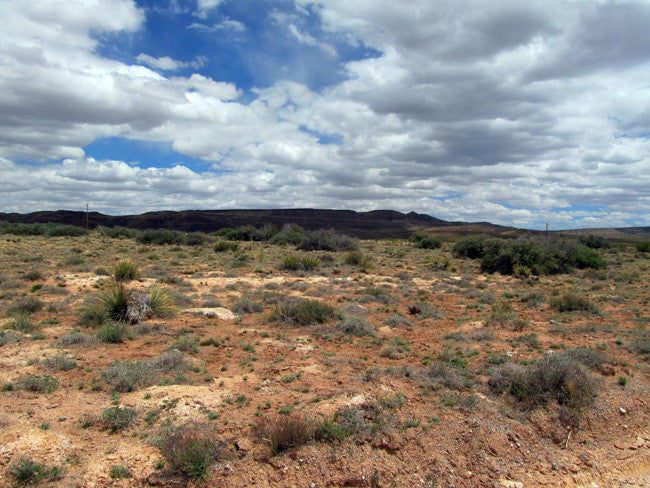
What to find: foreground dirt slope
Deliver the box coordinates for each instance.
[0,235,648,487]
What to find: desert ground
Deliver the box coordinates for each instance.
[0,231,648,487]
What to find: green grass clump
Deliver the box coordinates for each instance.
[16,374,59,393]
[97,322,130,343]
[6,296,43,316]
[6,314,34,333]
[109,465,132,479]
[100,350,191,392]
[9,456,63,485]
[113,259,140,282]
[271,299,336,326]
[101,406,137,433]
[550,292,598,313]
[213,240,239,252]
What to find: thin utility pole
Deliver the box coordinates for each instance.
[86,203,89,230]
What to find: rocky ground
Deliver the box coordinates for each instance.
[0,234,648,487]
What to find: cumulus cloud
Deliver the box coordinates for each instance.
[0,0,649,228]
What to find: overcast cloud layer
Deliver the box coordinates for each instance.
[0,0,648,229]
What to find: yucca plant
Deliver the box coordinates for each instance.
[113,259,140,282]
[100,284,130,322]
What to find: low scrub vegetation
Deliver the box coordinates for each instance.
[152,422,228,480]
[453,234,606,275]
[270,298,337,326]
[99,350,191,392]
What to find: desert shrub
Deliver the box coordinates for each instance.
[253,414,316,455]
[16,374,59,393]
[113,259,140,282]
[109,465,131,479]
[136,229,186,245]
[343,251,370,270]
[77,299,108,327]
[382,314,413,327]
[100,350,190,392]
[213,240,239,252]
[42,352,77,371]
[153,423,227,480]
[489,355,599,412]
[169,336,199,353]
[270,224,306,245]
[412,235,442,250]
[419,363,465,390]
[270,299,336,326]
[281,255,301,270]
[550,292,597,313]
[97,322,130,343]
[184,232,211,246]
[297,229,359,252]
[146,286,175,318]
[452,234,491,259]
[408,301,440,319]
[6,314,33,333]
[636,240,650,253]
[578,234,610,249]
[101,406,137,433]
[47,224,87,237]
[454,235,606,275]
[231,296,264,314]
[56,329,95,347]
[104,226,141,239]
[24,269,42,281]
[7,296,43,316]
[0,329,22,347]
[9,456,63,485]
[336,316,374,336]
[379,337,411,359]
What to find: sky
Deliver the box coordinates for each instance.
[0,0,649,230]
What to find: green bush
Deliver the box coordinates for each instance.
[271,299,337,326]
[411,234,442,249]
[452,234,491,259]
[42,352,77,371]
[101,406,137,433]
[7,296,43,316]
[281,255,301,270]
[635,240,650,253]
[113,259,140,282]
[297,229,359,252]
[6,314,33,333]
[231,296,264,314]
[153,423,227,480]
[578,234,610,249]
[550,292,597,313]
[16,374,59,393]
[97,322,130,343]
[136,229,186,245]
[104,226,142,239]
[9,456,63,485]
[109,465,131,479]
[213,240,239,252]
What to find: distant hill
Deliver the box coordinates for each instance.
[0,208,479,239]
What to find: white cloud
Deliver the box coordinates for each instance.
[0,0,649,228]
[136,54,188,71]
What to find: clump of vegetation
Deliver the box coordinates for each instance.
[254,414,316,455]
[56,329,96,347]
[336,316,374,336]
[213,240,239,252]
[136,229,211,246]
[270,298,337,326]
[297,229,359,252]
[453,234,606,275]
[83,285,174,325]
[0,329,22,347]
[6,314,34,333]
[6,296,43,316]
[97,322,130,343]
[411,234,442,249]
[113,259,140,282]
[152,422,228,480]
[42,352,77,371]
[109,465,132,479]
[578,234,610,249]
[15,374,59,393]
[100,406,137,433]
[550,292,598,313]
[636,240,650,253]
[231,296,264,314]
[281,255,321,271]
[8,455,63,485]
[0,221,87,237]
[489,354,600,423]
[99,350,191,392]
